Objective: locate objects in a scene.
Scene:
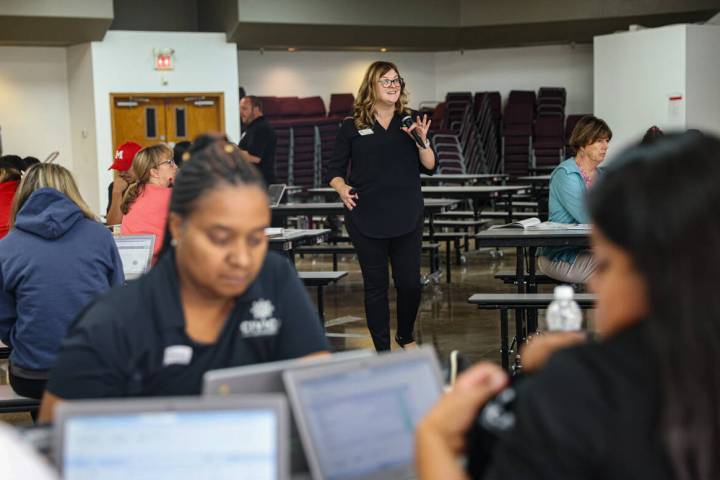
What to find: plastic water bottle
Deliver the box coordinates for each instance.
[546,285,583,331]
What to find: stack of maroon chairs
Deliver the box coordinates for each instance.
[502,90,535,176]
[564,114,588,158]
[258,97,292,184]
[318,93,354,184]
[328,94,354,120]
[533,116,565,169]
[537,87,566,117]
[442,92,472,132]
[248,94,356,188]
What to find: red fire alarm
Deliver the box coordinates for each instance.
[153,49,175,71]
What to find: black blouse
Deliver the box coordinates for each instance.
[477,322,674,480]
[325,113,437,238]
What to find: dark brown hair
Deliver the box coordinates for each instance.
[569,115,612,150]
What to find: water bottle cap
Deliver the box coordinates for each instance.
[554,285,575,301]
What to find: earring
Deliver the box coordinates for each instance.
[170,238,178,247]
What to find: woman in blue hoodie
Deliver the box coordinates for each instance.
[0,164,123,399]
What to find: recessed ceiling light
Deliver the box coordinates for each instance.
[380,48,387,53]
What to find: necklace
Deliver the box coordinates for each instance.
[575,158,594,188]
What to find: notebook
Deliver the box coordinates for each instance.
[489,218,591,230]
[113,234,155,280]
[54,395,288,480]
[283,347,444,480]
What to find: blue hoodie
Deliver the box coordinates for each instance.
[0,188,124,372]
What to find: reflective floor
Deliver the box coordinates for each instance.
[307,247,535,362]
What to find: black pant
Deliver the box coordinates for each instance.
[9,370,46,400]
[346,216,423,351]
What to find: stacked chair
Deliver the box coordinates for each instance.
[257,94,354,188]
[501,91,535,176]
[564,113,588,158]
[531,88,567,169]
[429,91,501,175]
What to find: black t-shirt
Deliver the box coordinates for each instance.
[480,322,674,480]
[45,250,329,399]
[240,115,277,186]
[325,113,437,239]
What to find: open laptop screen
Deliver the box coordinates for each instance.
[285,351,442,480]
[113,235,155,280]
[63,409,278,480]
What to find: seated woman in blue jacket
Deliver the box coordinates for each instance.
[0,164,123,399]
[538,115,612,284]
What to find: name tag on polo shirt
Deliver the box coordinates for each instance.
[163,345,193,366]
[358,128,374,136]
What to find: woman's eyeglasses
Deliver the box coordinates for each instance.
[378,77,404,88]
[157,159,176,168]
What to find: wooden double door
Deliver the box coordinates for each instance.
[111,93,225,152]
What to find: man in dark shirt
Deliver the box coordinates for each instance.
[239,96,277,186]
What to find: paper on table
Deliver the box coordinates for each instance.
[265,227,284,237]
[527,222,591,230]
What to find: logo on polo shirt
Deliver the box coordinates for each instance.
[240,299,280,337]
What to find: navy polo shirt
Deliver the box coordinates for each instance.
[45,250,329,399]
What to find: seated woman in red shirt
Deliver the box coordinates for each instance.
[120,144,177,263]
[0,158,21,239]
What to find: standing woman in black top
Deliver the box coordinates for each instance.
[326,61,436,351]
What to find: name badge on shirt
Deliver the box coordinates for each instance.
[358,128,374,136]
[163,345,193,366]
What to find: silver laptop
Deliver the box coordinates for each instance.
[203,350,375,476]
[54,395,289,480]
[202,349,375,396]
[113,234,155,280]
[283,347,444,480]
[268,184,287,207]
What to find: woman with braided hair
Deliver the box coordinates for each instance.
[40,135,328,421]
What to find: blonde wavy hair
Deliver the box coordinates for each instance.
[10,163,96,226]
[353,61,410,130]
[121,144,173,214]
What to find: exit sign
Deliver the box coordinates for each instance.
[155,52,173,70]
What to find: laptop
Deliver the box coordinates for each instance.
[113,234,155,280]
[283,347,444,480]
[202,349,375,396]
[268,184,287,207]
[203,350,375,476]
[54,395,289,480]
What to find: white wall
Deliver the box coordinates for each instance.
[66,43,99,212]
[238,45,594,115]
[685,24,720,136]
[435,44,594,114]
[237,50,437,110]
[0,46,73,167]
[87,31,240,213]
[594,25,687,158]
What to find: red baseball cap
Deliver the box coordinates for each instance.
[109,141,143,171]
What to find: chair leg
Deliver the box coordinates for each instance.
[316,286,325,327]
